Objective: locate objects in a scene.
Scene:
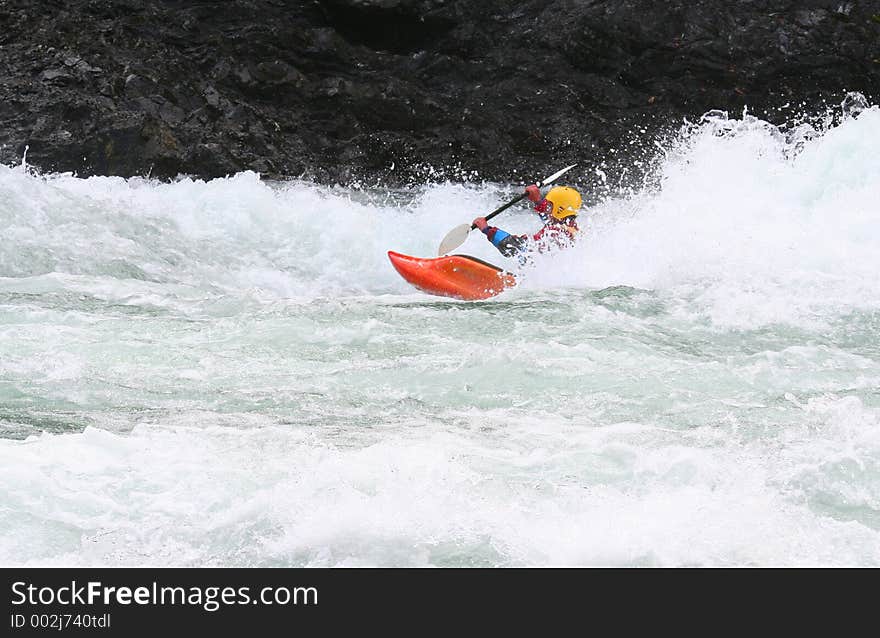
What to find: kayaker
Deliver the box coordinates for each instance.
[472,185,581,259]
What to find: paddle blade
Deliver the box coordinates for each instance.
[538,163,577,187]
[437,223,472,255]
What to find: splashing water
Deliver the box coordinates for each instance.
[1,101,879,566]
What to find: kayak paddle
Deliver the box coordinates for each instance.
[436,163,577,256]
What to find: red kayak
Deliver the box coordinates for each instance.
[387,251,516,300]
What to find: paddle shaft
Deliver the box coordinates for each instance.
[474,163,577,228]
[472,193,528,229]
[436,163,577,255]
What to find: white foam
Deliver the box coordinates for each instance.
[2,101,879,566]
[3,104,878,328]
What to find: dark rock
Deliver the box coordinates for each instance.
[0,0,878,188]
[204,86,221,108]
[40,69,73,83]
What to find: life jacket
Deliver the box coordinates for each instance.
[530,215,579,252]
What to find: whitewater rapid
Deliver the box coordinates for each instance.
[1,101,879,565]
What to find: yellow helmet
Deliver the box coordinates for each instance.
[544,186,582,220]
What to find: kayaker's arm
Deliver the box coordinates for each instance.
[483,226,529,257]
[470,186,553,258]
[473,217,528,257]
[526,184,552,215]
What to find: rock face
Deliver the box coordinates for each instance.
[1,0,879,185]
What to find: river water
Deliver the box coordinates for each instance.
[1,102,878,565]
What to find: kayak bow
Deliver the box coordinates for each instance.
[388,251,516,300]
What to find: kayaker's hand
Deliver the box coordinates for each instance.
[524,184,542,202]
[473,217,489,231]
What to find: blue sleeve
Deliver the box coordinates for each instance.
[483,226,527,257]
[488,228,511,248]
